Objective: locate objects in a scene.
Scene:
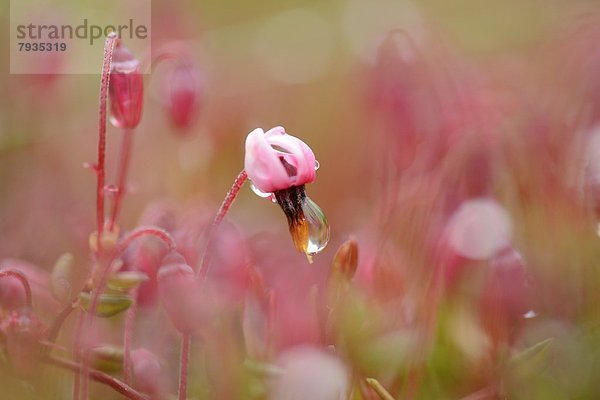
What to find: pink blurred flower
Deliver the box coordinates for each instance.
[0,260,60,317]
[130,348,166,396]
[270,346,349,400]
[244,126,317,194]
[157,255,202,334]
[444,198,512,261]
[480,246,534,345]
[163,63,201,133]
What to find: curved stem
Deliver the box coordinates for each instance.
[44,354,149,400]
[196,169,247,278]
[0,269,32,308]
[116,226,176,255]
[108,129,134,232]
[178,333,191,400]
[95,32,119,252]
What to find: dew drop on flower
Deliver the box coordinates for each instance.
[302,196,330,256]
[314,160,320,170]
[250,182,276,202]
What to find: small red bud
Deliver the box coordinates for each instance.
[331,239,358,282]
[164,63,201,133]
[109,42,144,130]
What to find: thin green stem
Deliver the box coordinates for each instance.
[95,32,118,253]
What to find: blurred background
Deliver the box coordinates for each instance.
[1,0,600,399]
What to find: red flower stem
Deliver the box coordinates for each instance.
[108,129,135,232]
[178,333,191,400]
[122,287,139,384]
[213,169,248,227]
[0,269,32,308]
[195,169,247,278]
[95,32,119,252]
[43,354,149,400]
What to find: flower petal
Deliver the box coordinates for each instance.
[245,128,291,192]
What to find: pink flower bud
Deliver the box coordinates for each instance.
[244,127,317,194]
[157,253,206,334]
[164,64,201,133]
[109,42,144,130]
[480,246,533,345]
[0,260,60,316]
[130,348,165,396]
[0,274,28,311]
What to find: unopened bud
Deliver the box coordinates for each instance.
[79,292,132,318]
[91,345,124,373]
[89,227,120,254]
[50,253,74,304]
[108,271,149,291]
[109,41,144,130]
[331,239,358,282]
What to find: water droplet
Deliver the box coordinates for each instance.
[314,160,320,170]
[302,196,330,256]
[250,182,276,202]
[104,184,118,193]
[523,310,537,319]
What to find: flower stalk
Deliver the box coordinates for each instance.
[94,32,118,253]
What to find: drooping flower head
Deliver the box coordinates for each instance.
[244,127,329,262]
[245,126,316,193]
